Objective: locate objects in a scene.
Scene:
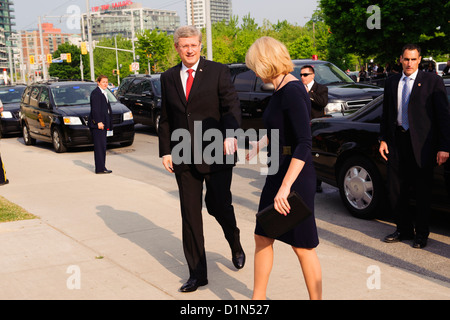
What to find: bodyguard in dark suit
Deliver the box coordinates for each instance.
[379,44,450,248]
[89,75,113,174]
[158,26,244,292]
[300,65,328,119]
[301,65,328,192]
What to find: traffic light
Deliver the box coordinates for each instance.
[29,55,35,65]
[47,54,52,64]
[66,53,72,63]
[81,42,87,55]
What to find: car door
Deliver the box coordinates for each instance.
[37,88,52,139]
[27,86,42,135]
[138,79,154,126]
[124,78,145,124]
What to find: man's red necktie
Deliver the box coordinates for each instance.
[186,69,194,100]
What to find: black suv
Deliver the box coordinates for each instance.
[20,81,135,153]
[0,84,27,136]
[115,74,161,133]
[228,60,384,130]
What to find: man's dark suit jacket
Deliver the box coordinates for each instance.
[89,87,113,130]
[308,81,328,119]
[158,57,241,174]
[380,70,450,168]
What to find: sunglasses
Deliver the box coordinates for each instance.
[300,73,313,77]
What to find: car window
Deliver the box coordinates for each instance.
[234,70,256,91]
[0,87,25,103]
[446,86,450,103]
[50,84,117,106]
[22,86,32,104]
[29,87,41,108]
[128,79,145,94]
[151,79,161,96]
[292,62,354,85]
[116,77,134,95]
[38,88,50,107]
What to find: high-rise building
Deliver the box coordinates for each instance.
[0,0,16,71]
[186,0,232,29]
[81,2,180,41]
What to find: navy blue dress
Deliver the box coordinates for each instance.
[255,81,319,248]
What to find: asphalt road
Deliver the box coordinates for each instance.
[1,125,449,299]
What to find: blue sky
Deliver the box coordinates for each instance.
[13,0,320,32]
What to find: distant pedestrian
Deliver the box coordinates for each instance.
[88,75,113,174]
[0,103,9,186]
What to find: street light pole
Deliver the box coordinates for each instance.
[205,0,213,61]
[86,0,95,81]
[38,16,48,81]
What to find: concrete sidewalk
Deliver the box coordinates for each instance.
[1,138,449,300]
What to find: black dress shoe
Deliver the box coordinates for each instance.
[179,278,208,293]
[232,249,246,269]
[413,235,428,249]
[383,230,414,243]
[0,179,9,186]
[96,169,112,174]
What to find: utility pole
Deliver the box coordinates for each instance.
[205,0,213,61]
[86,0,95,81]
[38,16,48,81]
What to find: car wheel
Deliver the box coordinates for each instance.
[337,156,384,219]
[22,124,36,145]
[52,127,67,153]
[154,112,160,134]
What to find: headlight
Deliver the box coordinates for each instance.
[123,111,133,121]
[324,102,344,114]
[63,116,82,125]
[1,111,13,119]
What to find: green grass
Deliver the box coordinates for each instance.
[0,196,37,223]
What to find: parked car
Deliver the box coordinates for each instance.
[20,81,135,153]
[310,77,450,219]
[115,74,161,132]
[228,60,384,130]
[0,84,27,136]
[436,62,448,77]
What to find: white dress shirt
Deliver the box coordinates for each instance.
[180,59,200,95]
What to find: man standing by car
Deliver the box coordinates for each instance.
[379,44,450,248]
[0,103,8,186]
[300,65,328,192]
[89,75,113,174]
[158,26,245,293]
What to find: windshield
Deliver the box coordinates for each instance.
[0,87,26,103]
[293,62,354,85]
[51,83,117,106]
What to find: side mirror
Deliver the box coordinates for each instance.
[39,101,50,109]
[261,83,275,91]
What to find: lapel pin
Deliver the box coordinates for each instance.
[199,69,203,72]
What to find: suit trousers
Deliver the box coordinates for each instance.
[0,154,6,183]
[91,128,107,173]
[388,127,433,237]
[175,166,240,281]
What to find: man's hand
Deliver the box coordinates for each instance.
[224,137,238,155]
[162,155,174,173]
[379,141,389,161]
[437,151,449,166]
[98,122,105,130]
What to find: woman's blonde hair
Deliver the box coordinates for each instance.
[245,37,294,80]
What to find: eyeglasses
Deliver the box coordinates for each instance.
[178,43,201,51]
[300,73,313,77]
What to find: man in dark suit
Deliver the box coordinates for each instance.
[379,44,450,248]
[158,26,245,292]
[89,75,113,174]
[301,65,328,192]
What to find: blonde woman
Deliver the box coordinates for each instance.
[246,37,322,300]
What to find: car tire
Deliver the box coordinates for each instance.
[337,156,384,219]
[52,127,67,153]
[22,124,36,145]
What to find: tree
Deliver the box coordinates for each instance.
[320,0,449,64]
[48,43,89,80]
[135,29,174,73]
